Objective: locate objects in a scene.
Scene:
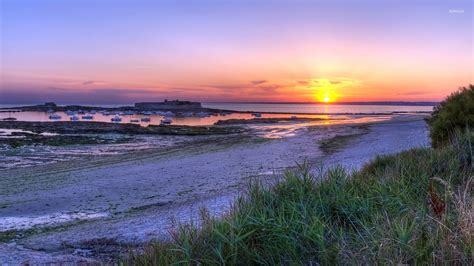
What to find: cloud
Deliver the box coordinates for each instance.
[329,80,342,84]
[82,80,96,85]
[297,80,309,85]
[251,80,267,85]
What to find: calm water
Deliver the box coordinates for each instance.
[0,103,434,114]
[202,103,434,114]
[0,103,433,126]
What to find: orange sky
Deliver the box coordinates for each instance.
[1,0,472,103]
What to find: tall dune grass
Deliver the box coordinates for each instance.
[131,132,473,264]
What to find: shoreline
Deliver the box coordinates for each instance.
[0,114,430,263]
[0,102,433,116]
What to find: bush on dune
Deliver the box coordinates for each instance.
[427,84,474,147]
[131,132,473,265]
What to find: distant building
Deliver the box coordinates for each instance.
[135,100,202,110]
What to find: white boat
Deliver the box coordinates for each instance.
[142,111,153,116]
[82,115,94,120]
[160,117,172,125]
[196,112,209,118]
[70,116,79,121]
[89,110,97,114]
[140,117,151,122]
[111,116,122,122]
[46,109,55,114]
[49,114,62,120]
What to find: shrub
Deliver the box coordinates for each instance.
[427,85,474,147]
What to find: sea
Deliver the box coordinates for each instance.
[0,102,434,127]
[0,102,435,114]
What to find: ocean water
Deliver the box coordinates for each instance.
[0,102,434,126]
[202,103,434,114]
[1,102,434,114]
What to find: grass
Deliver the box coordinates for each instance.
[130,132,473,264]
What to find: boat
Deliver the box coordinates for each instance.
[140,117,151,122]
[82,115,94,120]
[290,115,297,119]
[46,109,55,114]
[2,117,17,121]
[49,114,62,120]
[89,110,97,114]
[111,116,122,122]
[252,112,262,118]
[142,111,153,116]
[66,110,76,116]
[77,110,86,115]
[130,119,140,123]
[160,117,172,125]
[70,116,79,121]
[196,112,209,118]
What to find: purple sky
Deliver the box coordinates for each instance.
[1,0,472,103]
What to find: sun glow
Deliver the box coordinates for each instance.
[323,96,330,103]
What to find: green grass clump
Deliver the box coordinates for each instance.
[427,84,474,147]
[131,133,473,264]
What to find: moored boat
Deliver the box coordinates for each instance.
[70,116,79,121]
[160,117,172,125]
[140,117,151,122]
[111,116,122,122]
[49,114,62,120]
[82,115,94,120]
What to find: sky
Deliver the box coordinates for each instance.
[0,0,472,104]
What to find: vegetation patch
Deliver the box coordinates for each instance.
[426,84,473,147]
[130,131,472,264]
[0,121,245,136]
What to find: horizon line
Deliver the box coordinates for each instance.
[1,101,439,107]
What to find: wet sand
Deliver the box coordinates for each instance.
[0,114,429,263]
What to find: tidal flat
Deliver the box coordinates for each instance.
[0,114,429,263]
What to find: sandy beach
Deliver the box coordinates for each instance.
[0,114,429,263]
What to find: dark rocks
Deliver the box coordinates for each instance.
[0,121,246,136]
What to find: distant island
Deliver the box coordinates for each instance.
[135,99,202,110]
[1,100,214,113]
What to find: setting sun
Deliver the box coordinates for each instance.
[323,97,330,103]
